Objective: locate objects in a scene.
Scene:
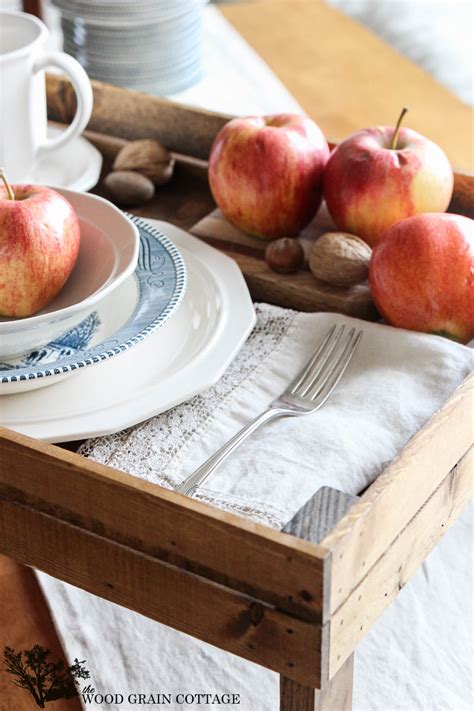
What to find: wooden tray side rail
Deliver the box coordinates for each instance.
[278,371,473,707]
[0,499,325,687]
[0,428,329,688]
[321,372,474,677]
[1,372,472,699]
[46,75,231,162]
[327,448,472,678]
[0,429,328,621]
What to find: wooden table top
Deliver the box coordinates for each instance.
[220,0,474,173]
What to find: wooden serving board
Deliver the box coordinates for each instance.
[191,207,378,319]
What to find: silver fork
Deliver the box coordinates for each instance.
[175,324,363,496]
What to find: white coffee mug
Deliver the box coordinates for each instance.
[0,11,93,183]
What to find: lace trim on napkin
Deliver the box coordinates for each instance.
[79,303,297,528]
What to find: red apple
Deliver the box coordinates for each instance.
[0,172,80,318]
[369,213,474,343]
[324,109,454,246]
[208,114,330,239]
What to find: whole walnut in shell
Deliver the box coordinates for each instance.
[113,139,175,186]
[309,232,371,286]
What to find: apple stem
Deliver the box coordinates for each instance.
[390,107,408,150]
[0,167,15,201]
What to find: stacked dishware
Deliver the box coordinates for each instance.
[52,0,205,95]
[0,190,187,396]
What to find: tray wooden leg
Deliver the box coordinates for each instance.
[280,488,358,710]
[280,653,354,711]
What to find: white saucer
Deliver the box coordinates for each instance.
[29,125,103,192]
[0,222,256,442]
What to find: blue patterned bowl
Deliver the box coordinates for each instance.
[0,189,139,360]
[0,216,187,394]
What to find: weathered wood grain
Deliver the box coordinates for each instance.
[328,447,473,677]
[191,209,377,318]
[46,75,230,161]
[221,250,378,318]
[320,371,473,614]
[0,498,324,688]
[0,427,328,622]
[281,486,359,705]
[280,653,354,711]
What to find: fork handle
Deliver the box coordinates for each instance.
[175,407,286,496]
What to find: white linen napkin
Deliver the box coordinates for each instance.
[37,306,473,710]
[78,306,473,529]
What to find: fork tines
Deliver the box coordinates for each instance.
[288,324,363,407]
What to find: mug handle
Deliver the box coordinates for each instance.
[33,52,93,157]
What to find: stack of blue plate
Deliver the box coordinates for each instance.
[52,0,204,95]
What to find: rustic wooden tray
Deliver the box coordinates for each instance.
[0,77,472,711]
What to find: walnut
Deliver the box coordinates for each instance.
[309,232,371,286]
[113,139,175,186]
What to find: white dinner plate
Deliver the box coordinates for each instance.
[0,222,256,442]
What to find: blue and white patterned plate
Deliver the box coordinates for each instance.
[0,216,186,393]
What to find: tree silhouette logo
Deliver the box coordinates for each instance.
[3,645,90,707]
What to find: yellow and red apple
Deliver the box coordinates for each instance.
[370,213,474,343]
[0,173,80,318]
[323,109,454,246]
[208,114,330,239]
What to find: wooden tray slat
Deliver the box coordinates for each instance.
[0,428,328,623]
[47,75,230,161]
[0,497,324,688]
